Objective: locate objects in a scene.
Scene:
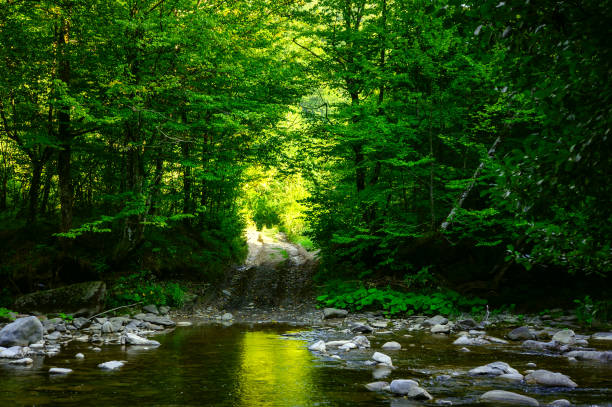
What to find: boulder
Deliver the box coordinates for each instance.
[498,373,524,382]
[389,379,432,400]
[123,332,160,346]
[350,323,373,334]
[72,317,90,329]
[521,340,559,351]
[565,350,612,363]
[352,335,370,348]
[431,324,451,334]
[0,316,43,346]
[480,390,539,406]
[135,313,176,327]
[49,367,73,374]
[469,361,519,376]
[365,381,389,392]
[507,326,535,341]
[525,370,577,388]
[424,315,448,327]
[101,321,114,333]
[339,342,357,351]
[456,318,478,330]
[308,340,326,352]
[142,304,159,315]
[158,306,170,315]
[552,329,576,345]
[382,341,401,350]
[14,281,106,317]
[372,351,392,366]
[98,360,126,370]
[591,332,612,341]
[323,308,348,319]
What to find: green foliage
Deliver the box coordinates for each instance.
[0,307,16,322]
[574,296,611,325]
[57,312,73,322]
[317,282,486,317]
[107,270,186,309]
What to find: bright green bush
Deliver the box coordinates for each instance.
[108,270,186,308]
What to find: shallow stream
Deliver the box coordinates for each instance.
[1,323,610,406]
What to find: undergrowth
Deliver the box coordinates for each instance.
[107,270,186,309]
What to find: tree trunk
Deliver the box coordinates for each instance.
[26,160,43,225]
[40,166,52,215]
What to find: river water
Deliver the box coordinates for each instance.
[1,323,611,406]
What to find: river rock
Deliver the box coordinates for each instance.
[591,332,612,341]
[72,317,90,329]
[371,321,389,328]
[552,329,575,345]
[350,323,373,334]
[365,381,389,391]
[0,316,43,347]
[176,321,192,327]
[525,369,577,388]
[382,341,401,350]
[498,373,524,382]
[431,324,451,334]
[46,331,61,341]
[142,304,159,315]
[49,367,72,374]
[522,340,559,351]
[339,342,357,351]
[325,340,351,347]
[75,353,85,359]
[308,340,326,352]
[548,400,571,407]
[565,350,612,363]
[456,318,478,330]
[469,361,519,376]
[14,281,106,317]
[158,306,170,315]
[123,332,160,346]
[109,317,130,332]
[221,313,233,321]
[453,335,489,346]
[485,336,509,344]
[507,326,535,341]
[101,321,114,333]
[372,351,392,366]
[424,315,448,327]
[389,379,433,400]
[323,308,348,319]
[136,314,176,327]
[352,335,370,348]
[98,360,126,370]
[9,357,33,365]
[480,390,539,406]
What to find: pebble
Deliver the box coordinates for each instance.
[49,368,73,374]
[381,341,401,350]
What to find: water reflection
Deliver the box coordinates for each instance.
[235,330,313,406]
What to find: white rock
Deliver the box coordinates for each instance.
[480,390,538,406]
[75,353,85,359]
[339,342,357,351]
[176,321,192,327]
[308,340,326,352]
[591,332,612,341]
[382,341,401,350]
[431,324,450,334]
[0,346,23,359]
[351,335,370,348]
[9,358,33,365]
[49,368,73,374]
[221,313,233,321]
[365,381,389,391]
[325,340,351,347]
[98,360,126,370]
[552,329,576,345]
[372,351,392,366]
[123,332,160,346]
[497,373,524,382]
[525,369,577,388]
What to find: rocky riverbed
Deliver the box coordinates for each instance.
[1,304,611,406]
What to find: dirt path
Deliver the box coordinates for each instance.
[244,228,316,268]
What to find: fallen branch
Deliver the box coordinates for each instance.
[88,301,143,321]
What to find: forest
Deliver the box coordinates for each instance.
[1,0,610,318]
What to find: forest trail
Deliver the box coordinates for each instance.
[219,228,318,309]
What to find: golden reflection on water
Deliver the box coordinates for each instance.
[236,331,313,407]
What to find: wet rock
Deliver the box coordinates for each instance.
[95,317,108,324]
[389,379,432,400]
[75,353,85,359]
[158,306,170,315]
[591,332,612,341]
[365,381,389,391]
[507,326,535,341]
[424,315,448,327]
[469,361,519,376]
[14,281,106,317]
[371,321,389,328]
[308,340,326,352]
[431,324,451,334]
[176,321,192,327]
[565,350,612,363]
[0,316,43,347]
[526,362,537,368]
[49,367,72,374]
[453,335,489,346]
[221,313,233,321]
[54,323,66,332]
[456,319,478,330]
[498,373,524,382]
[98,360,125,370]
[372,351,392,366]
[485,336,508,344]
[101,321,114,334]
[339,342,357,351]
[72,317,90,329]
[9,357,33,365]
[142,305,159,315]
[123,332,160,346]
[352,335,370,348]
[137,314,176,327]
[109,317,130,332]
[480,390,539,406]
[552,329,575,345]
[459,347,470,352]
[382,341,401,350]
[548,400,571,407]
[323,308,348,319]
[525,369,577,388]
[0,346,24,359]
[350,323,373,334]
[522,340,559,351]
[325,340,351,347]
